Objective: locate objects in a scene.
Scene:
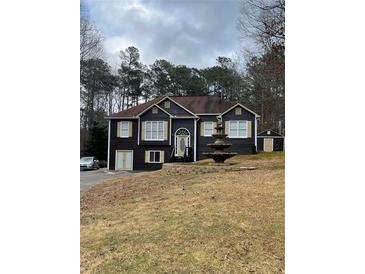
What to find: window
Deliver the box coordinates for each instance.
[145,121,164,140]
[229,121,247,138]
[204,122,213,136]
[164,100,170,109]
[152,107,158,114]
[149,151,161,163]
[120,121,129,137]
[235,107,242,115]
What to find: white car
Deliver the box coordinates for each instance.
[80,157,100,170]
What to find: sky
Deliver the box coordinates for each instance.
[82,0,251,69]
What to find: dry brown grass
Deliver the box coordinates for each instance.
[81,152,284,273]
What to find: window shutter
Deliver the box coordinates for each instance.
[225,121,229,135]
[213,122,217,134]
[145,151,149,163]
[117,121,121,137]
[160,151,165,163]
[200,122,204,136]
[128,121,133,137]
[141,121,145,141]
[163,121,168,140]
[247,121,252,138]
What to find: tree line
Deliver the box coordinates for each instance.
[80,0,284,159]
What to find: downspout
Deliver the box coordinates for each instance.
[107,120,111,169]
[194,118,199,162]
[254,117,257,152]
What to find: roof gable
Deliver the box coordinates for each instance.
[158,97,196,117]
[106,96,258,118]
[221,103,260,117]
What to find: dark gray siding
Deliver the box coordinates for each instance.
[197,107,256,161]
[158,98,194,116]
[139,107,170,146]
[109,107,173,170]
[257,138,263,151]
[196,115,219,161]
[109,119,172,170]
[109,119,139,170]
[222,107,256,155]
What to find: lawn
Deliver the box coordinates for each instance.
[81,152,285,273]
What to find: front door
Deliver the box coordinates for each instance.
[263,138,274,152]
[176,136,189,157]
[116,150,133,170]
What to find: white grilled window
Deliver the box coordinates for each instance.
[120,121,129,137]
[145,121,164,140]
[229,121,247,138]
[204,122,213,136]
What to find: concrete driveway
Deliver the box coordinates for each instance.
[80,168,137,193]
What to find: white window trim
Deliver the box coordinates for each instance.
[203,121,214,137]
[147,150,163,163]
[174,128,191,157]
[120,121,129,138]
[228,120,248,139]
[145,121,164,141]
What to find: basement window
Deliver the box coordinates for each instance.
[149,151,161,163]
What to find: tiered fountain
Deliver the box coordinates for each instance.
[202,116,237,163]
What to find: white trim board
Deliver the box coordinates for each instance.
[258,129,283,136]
[160,96,198,118]
[107,120,110,169]
[194,119,197,162]
[171,116,196,119]
[257,135,285,138]
[105,116,138,119]
[254,118,257,152]
[137,103,172,117]
[257,136,285,138]
[221,103,260,117]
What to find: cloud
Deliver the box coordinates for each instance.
[84,0,245,68]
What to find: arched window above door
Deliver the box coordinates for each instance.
[175,128,190,136]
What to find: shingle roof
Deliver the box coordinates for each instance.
[170,96,235,114]
[107,96,236,118]
[108,97,163,118]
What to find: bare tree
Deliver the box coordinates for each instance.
[80,18,103,61]
[238,0,285,50]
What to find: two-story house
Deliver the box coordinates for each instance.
[106,96,260,170]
